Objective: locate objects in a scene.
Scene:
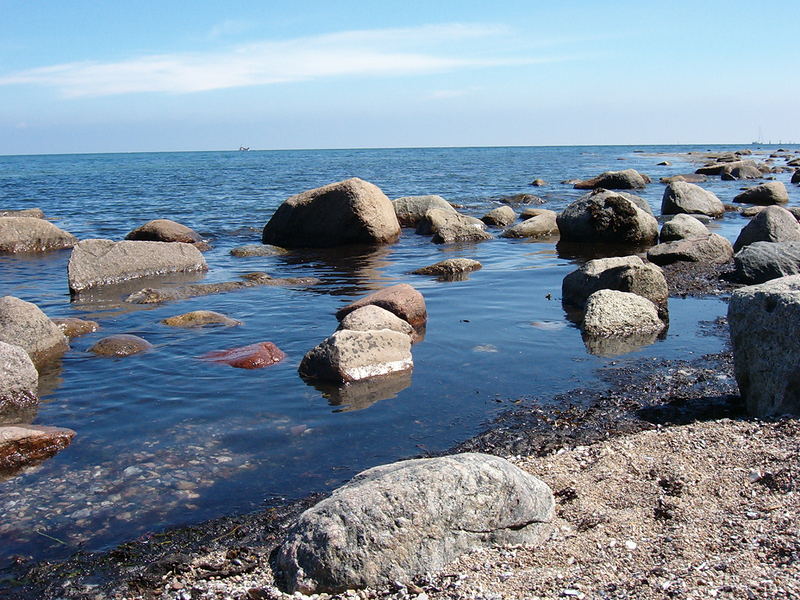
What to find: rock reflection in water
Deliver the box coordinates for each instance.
[309,371,413,412]
[582,331,660,357]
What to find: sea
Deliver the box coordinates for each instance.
[0,144,794,570]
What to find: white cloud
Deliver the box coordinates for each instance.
[207,19,255,40]
[0,23,560,98]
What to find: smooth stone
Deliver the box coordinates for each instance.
[660,181,724,217]
[582,289,664,338]
[481,206,517,227]
[733,206,800,252]
[67,239,208,293]
[733,241,800,284]
[411,258,482,279]
[200,342,286,369]
[0,296,68,369]
[416,208,492,244]
[335,284,427,330]
[0,217,77,254]
[0,208,45,219]
[0,424,76,474]
[573,169,649,190]
[695,159,758,176]
[647,234,733,265]
[556,189,658,245]
[229,244,288,257]
[501,210,559,239]
[125,219,209,250]
[88,334,152,357]
[529,178,547,186]
[51,317,100,338]
[497,193,545,205]
[274,453,554,594]
[337,305,415,338]
[299,329,413,383]
[0,341,39,424]
[733,181,789,205]
[660,174,708,184]
[659,214,709,242]
[162,310,242,328]
[262,178,400,248]
[392,196,456,227]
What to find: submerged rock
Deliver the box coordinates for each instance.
[0,208,45,219]
[274,453,554,594]
[412,258,482,279]
[573,169,649,190]
[337,305,415,338]
[660,181,724,217]
[0,217,77,254]
[392,195,456,227]
[582,289,665,338]
[0,341,39,424]
[51,317,100,338]
[68,239,208,293]
[229,244,288,257]
[733,181,789,205]
[0,296,68,369]
[498,193,545,206]
[162,310,242,328]
[125,219,209,250]
[557,189,658,246]
[335,284,427,330]
[733,206,800,252]
[733,241,800,284]
[481,206,517,227]
[0,424,75,474]
[696,159,758,176]
[416,208,492,244]
[660,174,708,184]
[659,214,709,242]
[88,334,152,357]
[262,178,401,248]
[647,234,733,265]
[200,342,286,369]
[501,210,559,239]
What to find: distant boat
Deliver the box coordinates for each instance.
[239,146,250,151]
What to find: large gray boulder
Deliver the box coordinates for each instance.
[733,242,800,284]
[299,329,413,383]
[337,305,414,339]
[732,206,800,252]
[416,209,492,244]
[0,217,77,254]
[721,164,762,180]
[562,255,668,317]
[556,189,658,245]
[392,195,456,227]
[67,239,208,293]
[263,178,401,248]
[274,453,554,594]
[582,289,665,338]
[0,297,68,369]
[733,181,789,205]
[0,341,39,424]
[659,214,709,242]
[647,234,733,265]
[501,210,559,239]
[728,275,800,416]
[660,181,724,217]
[573,169,648,190]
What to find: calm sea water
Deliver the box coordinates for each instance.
[0,145,794,568]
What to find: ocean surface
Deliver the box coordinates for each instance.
[0,144,795,569]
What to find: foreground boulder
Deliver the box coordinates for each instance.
[501,210,559,239]
[728,275,800,416]
[88,334,152,357]
[481,206,516,227]
[573,169,648,190]
[393,196,456,227]
[337,305,414,338]
[162,310,241,328]
[200,342,286,369]
[299,329,412,383]
[412,258,482,280]
[660,181,724,217]
[274,453,554,594]
[336,284,427,330]
[562,255,668,317]
[659,214,709,242]
[557,190,658,245]
[416,209,492,244]
[733,181,789,205]
[0,296,68,368]
[68,239,208,293]
[125,219,208,250]
[734,242,800,284]
[263,178,401,248]
[0,342,39,424]
[0,217,77,254]
[0,424,75,473]
[732,206,800,252]
[582,289,665,337]
[647,234,733,265]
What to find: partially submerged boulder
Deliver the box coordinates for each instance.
[393,195,456,227]
[0,341,39,424]
[733,181,789,205]
[696,159,758,176]
[734,242,800,284]
[728,275,800,416]
[660,181,724,217]
[647,234,733,265]
[0,424,75,473]
[412,258,482,279]
[274,453,554,594]
[162,310,242,328]
[0,296,68,369]
[0,208,45,219]
[200,342,286,369]
[0,217,76,254]
[582,289,665,338]
[732,206,800,252]
[125,219,208,250]
[299,329,413,383]
[335,284,427,330]
[659,214,709,242]
[556,190,658,246]
[51,317,100,338]
[262,178,401,248]
[337,305,414,339]
[481,206,516,227]
[88,334,152,358]
[229,244,287,257]
[68,239,208,293]
[720,164,762,180]
[573,169,648,190]
[501,210,559,239]
[416,209,492,244]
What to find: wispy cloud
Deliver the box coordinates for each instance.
[207,19,256,40]
[0,23,562,98]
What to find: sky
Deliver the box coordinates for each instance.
[1,0,798,155]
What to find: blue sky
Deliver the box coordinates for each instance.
[1,0,798,154]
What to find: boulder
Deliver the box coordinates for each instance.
[657,161,671,166]
[660,181,724,217]
[529,178,547,187]
[392,196,456,227]
[229,244,287,257]
[200,342,286,369]
[501,210,559,239]
[647,234,733,265]
[733,242,800,284]
[0,342,39,424]
[337,305,415,338]
[416,209,492,244]
[789,158,800,167]
[335,284,427,330]
[0,424,75,473]
[695,159,758,176]
[299,329,413,383]
[660,174,708,184]
[51,317,99,338]
[67,239,208,293]
[720,164,762,180]
[733,181,789,205]
[659,214,709,242]
[562,255,668,317]
[88,334,152,357]
[498,193,545,206]
[274,453,554,594]
[125,219,208,249]
[411,258,482,279]
[262,178,401,248]
[732,206,800,252]
[0,296,68,369]
[0,208,45,219]
[481,206,517,227]
[162,310,242,327]
[791,170,800,184]
[556,189,658,245]
[0,217,77,254]
[582,289,665,337]
[573,169,648,190]
[728,275,800,416]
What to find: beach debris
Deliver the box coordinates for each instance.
[0,216,77,254]
[88,334,152,357]
[393,195,456,227]
[200,342,286,369]
[0,296,68,369]
[661,181,724,217]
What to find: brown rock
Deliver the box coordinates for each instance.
[200,342,286,369]
[573,169,648,190]
[529,179,547,187]
[335,284,427,329]
[162,310,242,328]
[0,217,77,254]
[0,424,75,473]
[88,334,152,357]
[0,296,69,369]
[126,219,209,250]
[481,206,517,227]
[52,317,100,338]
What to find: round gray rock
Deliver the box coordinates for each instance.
[501,210,559,239]
[573,169,648,190]
[733,205,800,252]
[274,453,554,594]
[337,305,414,338]
[557,190,658,245]
[88,334,152,357]
[733,181,789,205]
[733,241,800,284]
[647,234,733,265]
[0,296,68,369]
[0,341,39,424]
[481,206,517,227]
[659,213,709,242]
[660,181,724,217]
[392,195,456,227]
[416,209,492,244]
[582,289,664,337]
[0,217,77,254]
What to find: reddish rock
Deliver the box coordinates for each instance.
[0,424,75,473]
[335,284,427,329]
[201,342,286,369]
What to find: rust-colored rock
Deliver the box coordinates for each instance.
[0,424,75,473]
[52,317,100,338]
[200,342,286,369]
[335,284,427,329]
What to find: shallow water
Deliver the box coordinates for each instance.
[0,144,796,567]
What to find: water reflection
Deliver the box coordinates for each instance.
[582,331,661,357]
[306,371,413,412]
